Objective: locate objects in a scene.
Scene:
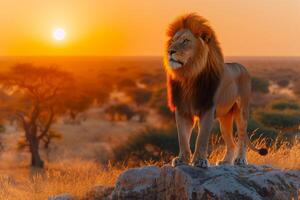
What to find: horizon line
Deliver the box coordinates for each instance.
[1,55,300,58]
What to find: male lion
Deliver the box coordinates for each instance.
[164,13,267,168]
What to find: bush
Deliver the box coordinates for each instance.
[251,77,269,93]
[105,104,136,121]
[138,73,165,88]
[112,127,198,165]
[128,88,152,106]
[113,127,177,164]
[271,101,299,111]
[257,111,300,130]
[247,118,277,141]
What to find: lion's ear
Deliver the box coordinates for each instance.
[200,31,211,43]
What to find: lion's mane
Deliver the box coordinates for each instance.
[165,13,225,115]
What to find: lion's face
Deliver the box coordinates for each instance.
[164,13,223,79]
[166,29,199,70]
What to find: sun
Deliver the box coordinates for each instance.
[53,28,66,41]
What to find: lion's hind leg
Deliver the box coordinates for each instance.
[233,104,249,166]
[218,112,236,165]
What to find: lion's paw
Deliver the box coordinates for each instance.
[192,158,209,168]
[234,157,248,166]
[171,157,188,167]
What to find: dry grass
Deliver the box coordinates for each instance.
[209,138,300,169]
[0,160,126,200]
[0,140,299,200]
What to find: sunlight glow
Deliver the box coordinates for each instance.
[53,28,66,41]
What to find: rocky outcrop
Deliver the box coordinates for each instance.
[49,164,300,200]
[111,165,300,200]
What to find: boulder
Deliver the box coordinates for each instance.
[111,165,300,200]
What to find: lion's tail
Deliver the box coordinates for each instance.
[246,129,268,156]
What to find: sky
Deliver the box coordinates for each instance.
[0,0,299,57]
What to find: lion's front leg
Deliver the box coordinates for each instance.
[172,110,193,167]
[191,108,215,168]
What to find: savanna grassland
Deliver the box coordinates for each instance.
[0,56,300,199]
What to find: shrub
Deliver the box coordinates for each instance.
[251,77,269,93]
[247,118,277,141]
[128,88,152,106]
[139,74,157,86]
[138,73,165,88]
[113,127,177,164]
[105,104,136,121]
[271,101,299,111]
[112,127,198,165]
[257,111,300,130]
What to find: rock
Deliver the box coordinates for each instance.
[48,193,74,200]
[82,185,114,200]
[111,165,300,200]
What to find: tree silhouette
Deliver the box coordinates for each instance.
[0,64,74,168]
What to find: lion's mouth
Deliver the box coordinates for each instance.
[169,58,184,69]
[170,58,184,65]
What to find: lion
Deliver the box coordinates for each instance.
[164,13,267,168]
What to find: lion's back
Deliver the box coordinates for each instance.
[225,62,251,96]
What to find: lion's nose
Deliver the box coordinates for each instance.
[169,50,176,56]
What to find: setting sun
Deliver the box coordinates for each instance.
[53,28,66,41]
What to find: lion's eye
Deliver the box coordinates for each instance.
[183,39,190,44]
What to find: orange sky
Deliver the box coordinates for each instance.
[0,0,300,56]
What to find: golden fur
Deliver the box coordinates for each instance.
[164,13,267,168]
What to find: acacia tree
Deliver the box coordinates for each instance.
[0,64,74,168]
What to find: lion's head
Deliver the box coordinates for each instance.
[164,13,224,79]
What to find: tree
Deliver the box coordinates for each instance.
[0,64,74,168]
